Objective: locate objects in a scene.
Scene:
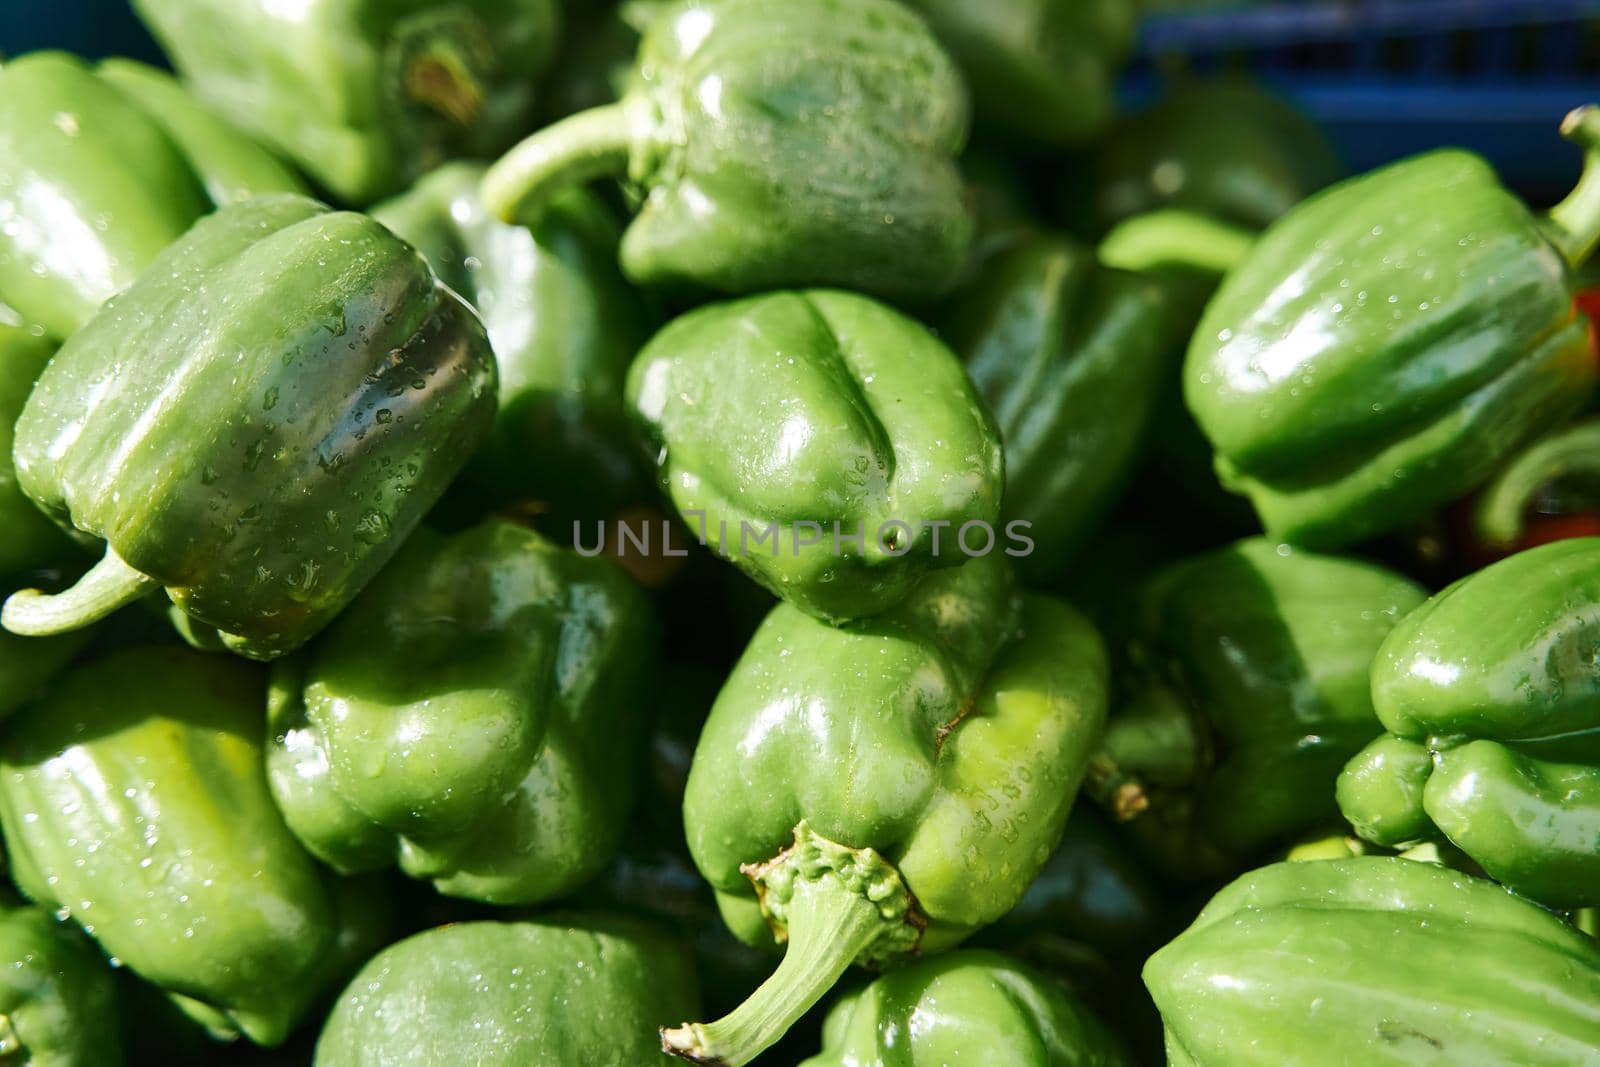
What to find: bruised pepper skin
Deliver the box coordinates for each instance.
[482,0,974,300]
[1339,536,1600,906]
[0,52,304,341]
[664,553,1108,1065]
[2,195,497,660]
[1145,858,1600,1066]
[1185,107,1600,549]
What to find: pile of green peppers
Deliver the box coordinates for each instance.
[0,1,1597,1064]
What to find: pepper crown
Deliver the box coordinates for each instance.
[660,821,921,1066]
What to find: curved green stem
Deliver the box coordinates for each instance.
[660,878,882,1065]
[1546,105,1600,269]
[1085,680,1204,821]
[1,549,156,636]
[1098,209,1256,278]
[1473,417,1600,547]
[480,103,632,224]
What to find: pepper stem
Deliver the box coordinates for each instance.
[661,878,882,1065]
[1473,417,1600,547]
[1098,209,1256,278]
[1,549,156,635]
[660,822,920,1066]
[1546,105,1600,269]
[480,103,632,224]
[1085,680,1204,822]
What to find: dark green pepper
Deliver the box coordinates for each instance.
[1145,858,1600,1065]
[133,0,560,204]
[0,646,364,1046]
[935,233,1170,580]
[663,554,1108,1064]
[627,290,1003,622]
[1338,537,1600,906]
[1091,538,1426,880]
[2,195,497,660]
[906,0,1135,149]
[372,163,655,526]
[315,914,701,1066]
[0,903,123,1067]
[0,310,73,580]
[266,518,655,904]
[0,52,306,340]
[482,0,974,300]
[1093,76,1342,232]
[803,949,1131,1067]
[1185,107,1600,549]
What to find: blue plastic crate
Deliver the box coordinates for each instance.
[1129,0,1600,199]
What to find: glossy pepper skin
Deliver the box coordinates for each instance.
[1338,537,1600,906]
[316,914,701,1067]
[268,518,655,905]
[906,0,1134,149]
[3,195,497,659]
[936,233,1170,580]
[0,903,123,1067]
[0,647,364,1046]
[0,52,305,340]
[1145,858,1600,1065]
[803,949,1130,1067]
[372,163,655,525]
[133,0,560,204]
[1093,77,1342,232]
[1092,538,1427,880]
[482,0,974,301]
[628,290,1003,623]
[663,554,1109,1065]
[1185,107,1600,549]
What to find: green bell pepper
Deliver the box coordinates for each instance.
[1185,106,1600,549]
[132,0,560,204]
[803,949,1131,1067]
[2,194,497,660]
[0,310,73,580]
[267,517,655,904]
[663,553,1109,1065]
[315,914,701,1066]
[935,233,1171,580]
[628,290,1003,622]
[906,0,1135,148]
[0,902,123,1067]
[1145,857,1600,1065]
[1090,538,1427,880]
[0,52,305,340]
[1470,416,1600,553]
[0,646,369,1046]
[1093,76,1342,232]
[1338,536,1600,906]
[482,0,974,300]
[372,163,655,527]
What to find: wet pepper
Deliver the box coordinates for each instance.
[0,647,383,1046]
[482,0,974,300]
[1185,106,1600,549]
[906,0,1135,149]
[935,233,1171,580]
[804,949,1131,1067]
[372,162,656,526]
[1339,537,1600,906]
[2,195,497,659]
[0,52,305,340]
[628,290,1003,623]
[1146,858,1600,1065]
[316,915,700,1066]
[268,518,656,905]
[663,553,1109,1065]
[0,902,124,1067]
[132,0,560,204]
[1091,538,1426,880]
